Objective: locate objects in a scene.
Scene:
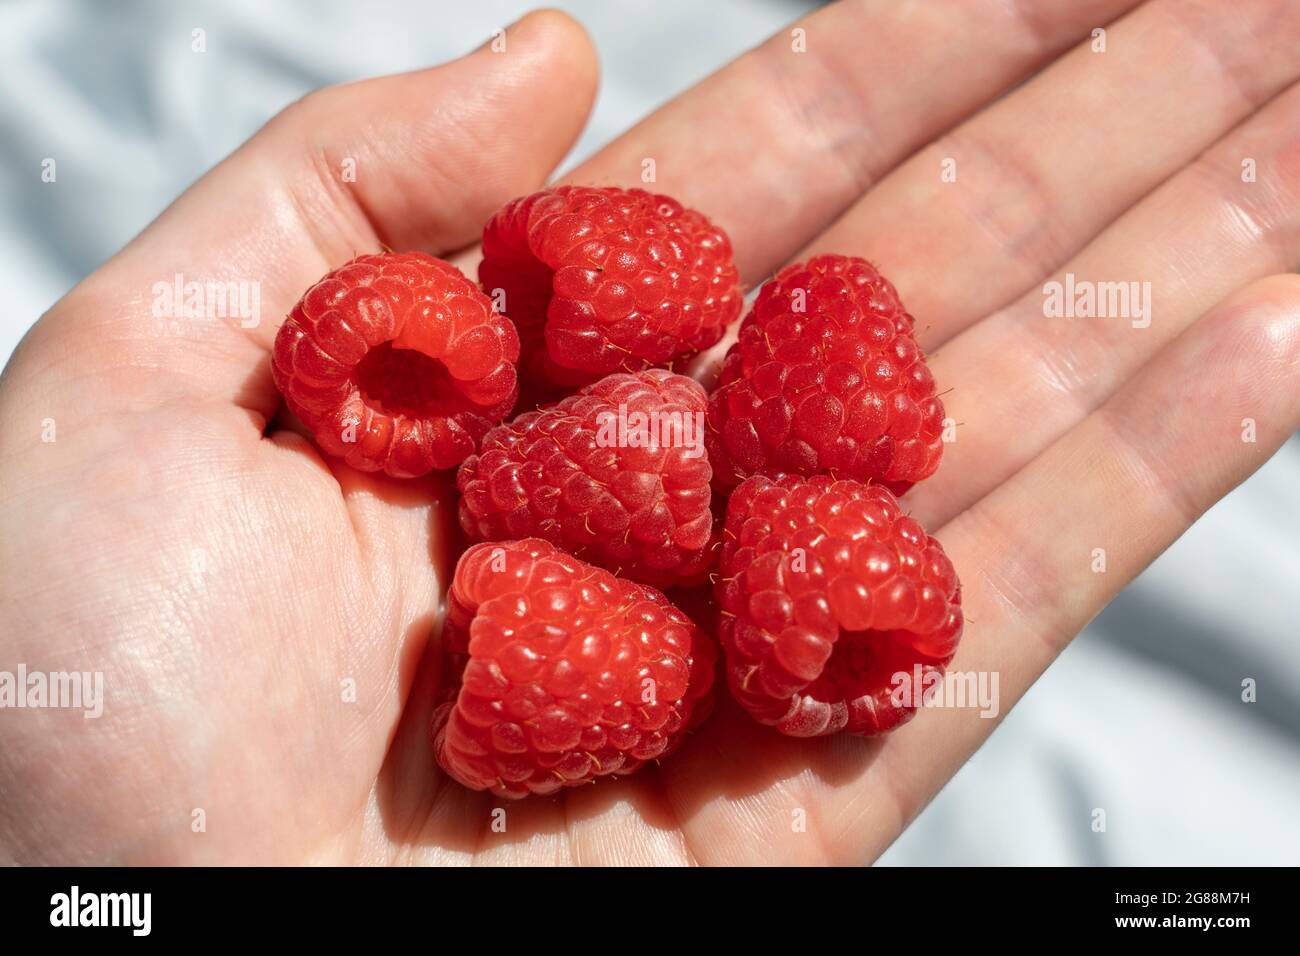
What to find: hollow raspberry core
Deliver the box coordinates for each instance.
[354,342,455,419]
[805,629,909,702]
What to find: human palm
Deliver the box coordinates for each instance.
[3,4,1299,865]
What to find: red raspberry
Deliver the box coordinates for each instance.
[717,474,963,737]
[706,255,945,496]
[458,369,715,587]
[479,186,741,394]
[271,252,519,477]
[432,539,716,798]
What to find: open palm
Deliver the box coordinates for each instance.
[3,3,1299,865]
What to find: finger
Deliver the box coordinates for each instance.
[800,0,1300,350]
[564,0,1144,285]
[907,78,1300,529]
[843,274,1300,861]
[12,11,597,419]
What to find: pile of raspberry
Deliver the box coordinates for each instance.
[273,185,962,798]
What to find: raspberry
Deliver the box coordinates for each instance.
[479,186,741,394]
[458,369,715,587]
[271,252,519,477]
[431,539,716,798]
[706,255,945,496]
[716,474,963,737]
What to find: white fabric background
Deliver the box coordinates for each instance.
[1,0,1296,865]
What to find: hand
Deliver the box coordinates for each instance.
[2,3,1298,865]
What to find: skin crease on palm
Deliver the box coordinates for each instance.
[1,1,1299,867]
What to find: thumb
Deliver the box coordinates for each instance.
[256,8,600,254]
[16,10,597,417]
